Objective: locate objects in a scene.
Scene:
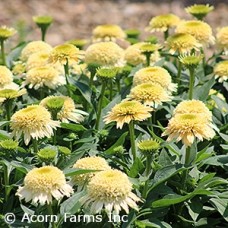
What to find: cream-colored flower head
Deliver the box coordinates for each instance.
[127,82,172,107]
[10,105,60,145]
[71,156,111,186]
[24,66,65,89]
[146,14,180,32]
[216,27,228,55]
[48,43,84,65]
[92,24,126,42]
[173,100,212,121]
[16,166,73,205]
[166,33,201,54]
[185,4,214,20]
[0,26,16,41]
[0,66,19,90]
[133,66,177,93]
[104,100,152,129]
[20,41,52,62]
[80,169,140,215]
[85,42,125,67]
[40,96,88,123]
[176,20,215,45]
[0,88,26,103]
[125,42,160,66]
[26,51,51,70]
[214,61,228,83]
[162,113,215,147]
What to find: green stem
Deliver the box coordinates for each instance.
[0,40,6,66]
[145,155,153,176]
[129,121,136,161]
[116,78,121,93]
[164,29,169,40]
[145,53,151,67]
[5,100,12,121]
[109,80,113,100]
[177,60,182,88]
[41,27,47,41]
[182,147,191,192]
[32,139,38,153]
[64,60,71,96]
[4,164,10,203]
[95,82,106,130]
[47,203,57,228]
[188,68,195,100]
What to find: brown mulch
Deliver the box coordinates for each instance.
[0,0,227,46]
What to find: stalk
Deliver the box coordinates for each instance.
[129,121,136,161]
[0,40,6,66]
[47,203,57,228]
[164,29,169,40]
[95,81,106,130]
[182,146,191,191]
[177,60,182,88]
[32,139,38,153]
[188,68,195,100]
[64,60,71,96]
[41,27,47,41]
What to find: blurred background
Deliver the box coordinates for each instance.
[0,0,228,46]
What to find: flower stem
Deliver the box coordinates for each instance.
[32,139,38,153]
[182,146,191,192]
[64,60,71,96]
[3,164,10,203]
[164,29,169,40]
[188,68,195,100]
[0,40,6,66]
[41,27,47,41]
[109,80,113,100]
[129,121,136,161]
[95,81,106,130]
[177,60,182,88]
[145,53,151,67]
[145,154,153,176]
[47,203,57,228]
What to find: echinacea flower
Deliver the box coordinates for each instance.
[216,27,228,55]
[133,66,177,93]
[138,139,160,154]
[26,51,50,70]
[48,43,83,65]
[92,24,126,42]
[96,67,118,80]
[104,100,152,129]
[80,169,140,215]
[176,20,215,45]
[16,166,73,205]
[0,88,26,101]
[85,42,125,67]
[146,14,180,32]
[166,33,201,54]
[214,61,228,83]
[0,26,16,41]
[0,139,18,151]
[125,42,160,66]
[179,53,203,69]
[162,113,215,146]
[67,39,88,50]
[33,16,53,27]
[185,4,214,20]
[40,96,87,123]
[37,147,57,163]
[127,82,172,107]
[24,66,65,89]
[10,105,60,145]
[71,156,111,186]
[173,100,212,121]
[0,66,19,90]
[20,41,52,62]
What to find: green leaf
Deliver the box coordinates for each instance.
[128,157,145,178]
[60,191,84,215]
[104,132,128,155]
[60,123,87,132]
[74,81,92,103]
[63,168,99,177]
[150,164,185,190]
[152,189,212,208]
[186,198,203,222]
[193,77,215,101]
[209,198,228,222]
[135,219,172,228]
